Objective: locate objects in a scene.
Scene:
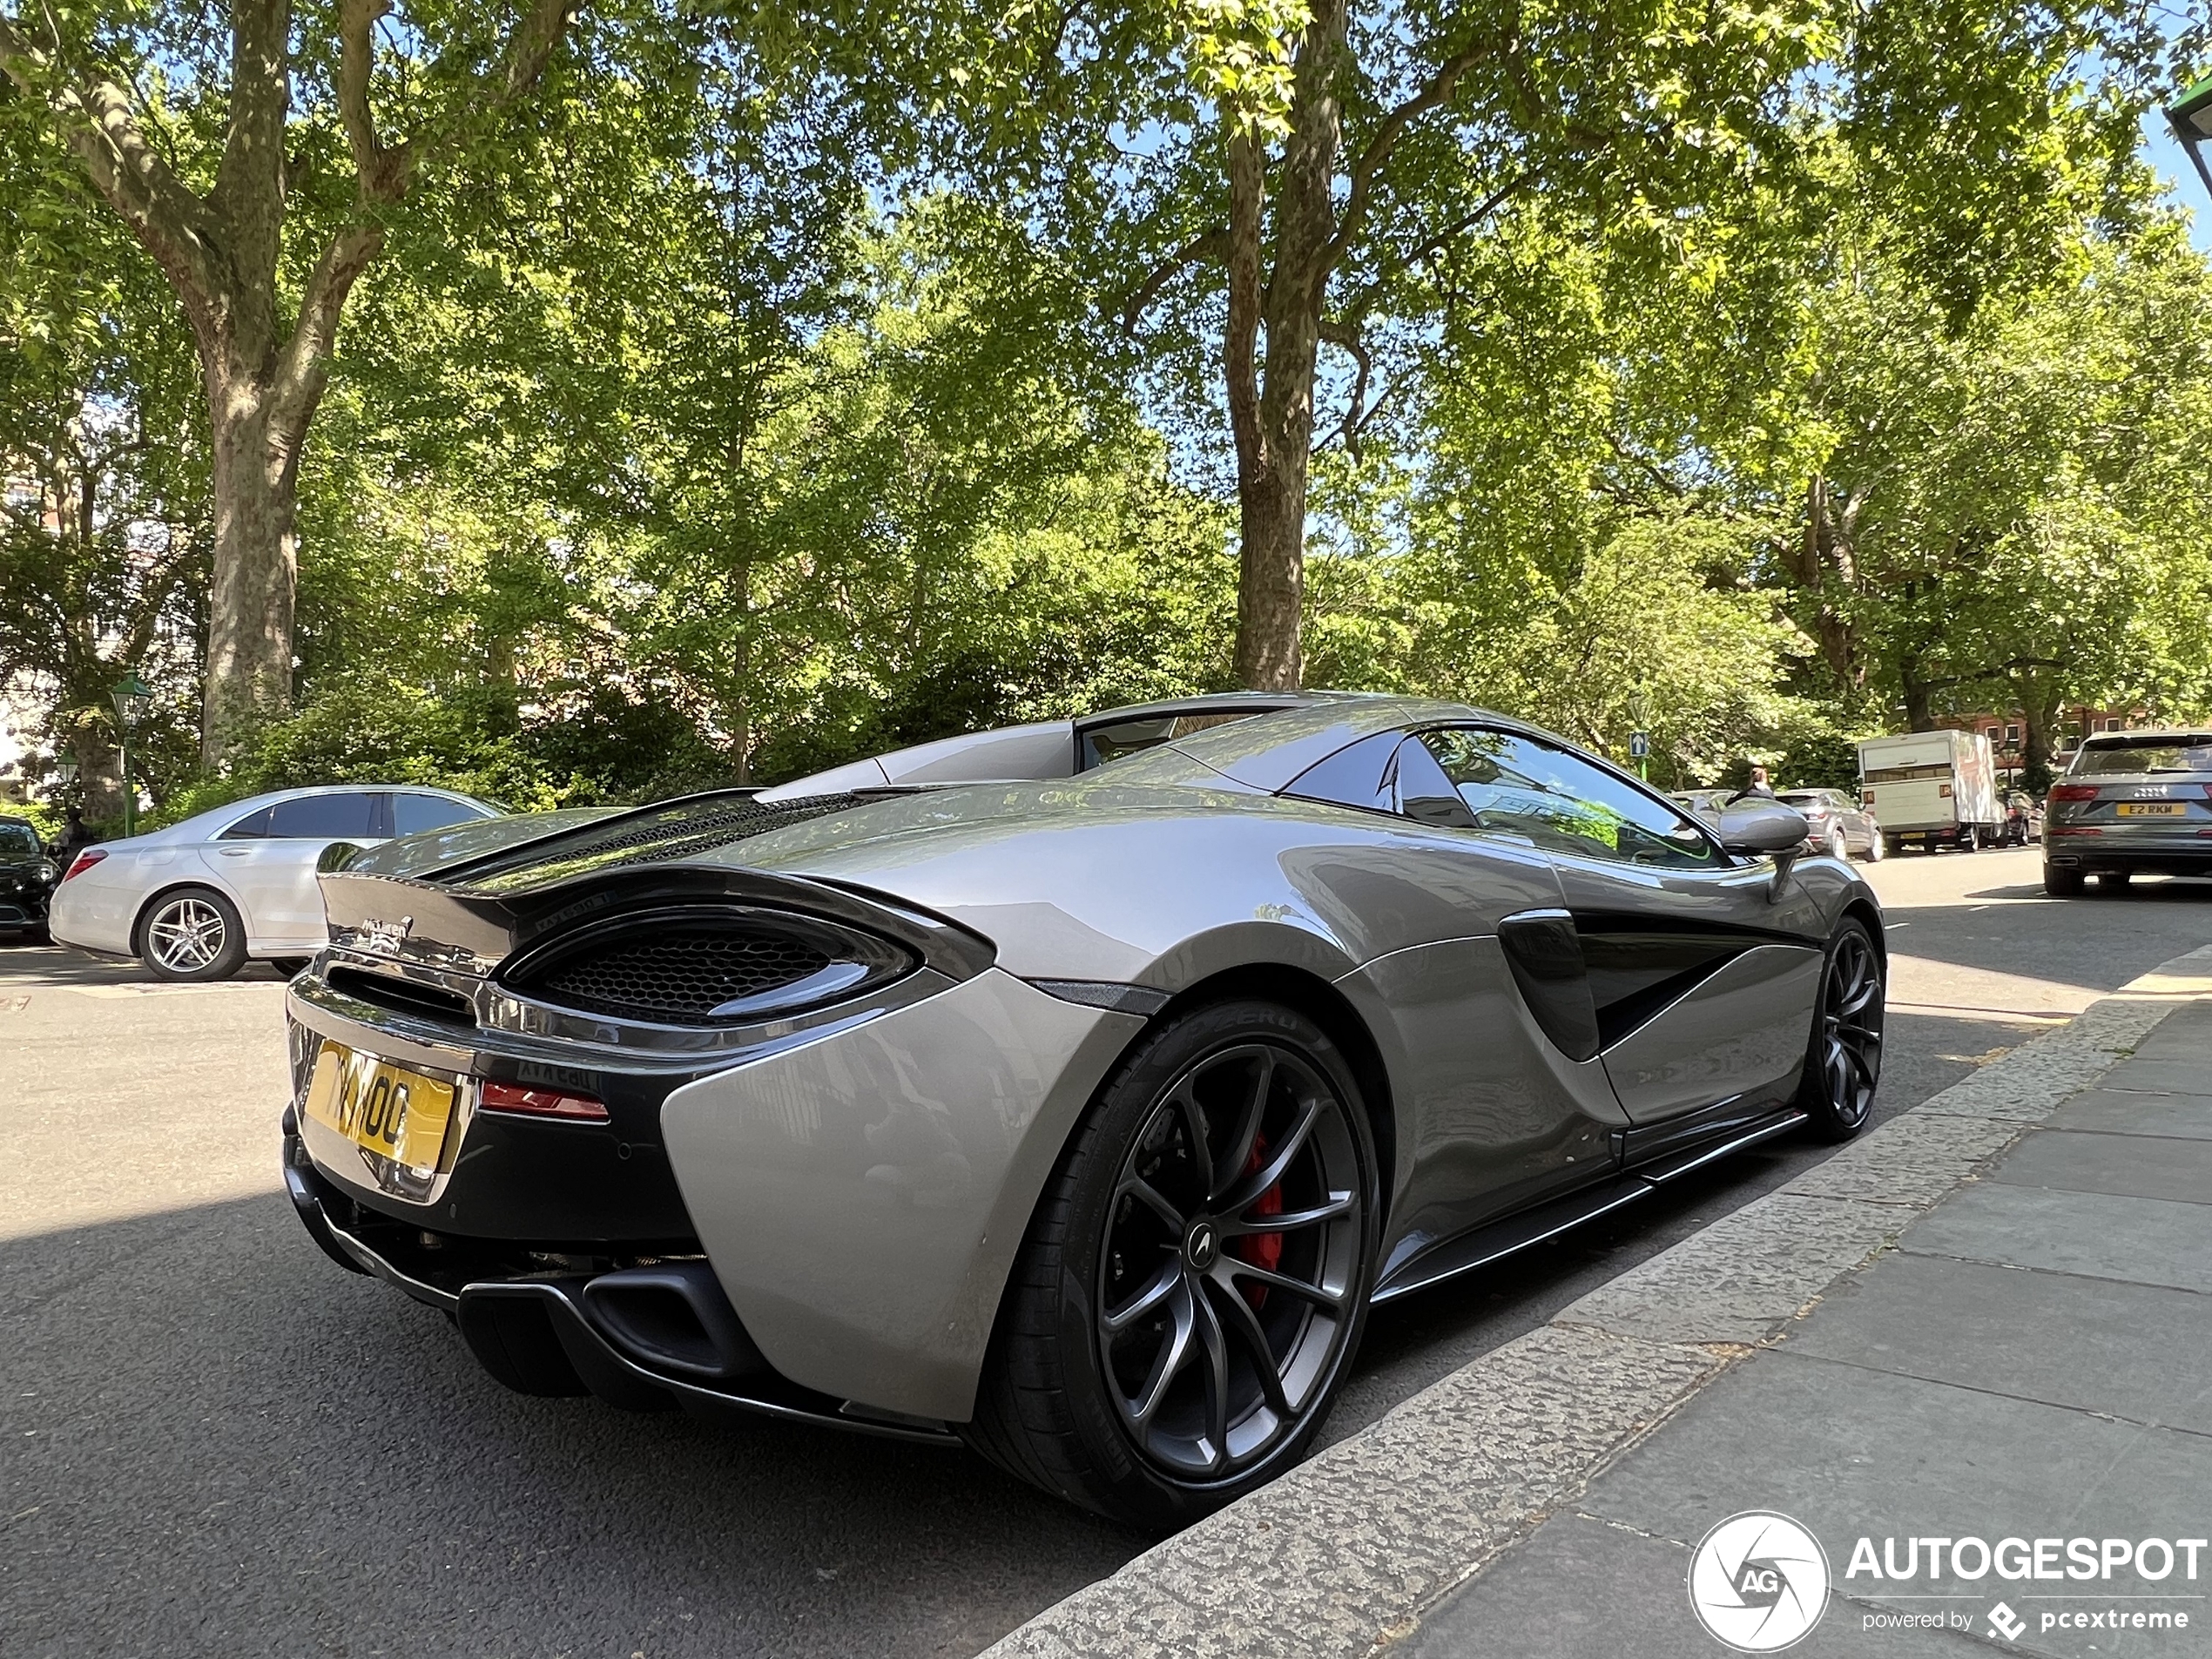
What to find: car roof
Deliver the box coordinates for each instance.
[1075,690,1366,730]
[1116,694,1502,792]
[2080,728,2212,746]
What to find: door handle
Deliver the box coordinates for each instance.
[217,846,251,857]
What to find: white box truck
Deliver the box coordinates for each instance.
[1858,730,2005,853]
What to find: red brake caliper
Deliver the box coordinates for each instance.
[1231,1134,1284,1308]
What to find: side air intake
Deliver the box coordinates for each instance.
[504,906,912,1026]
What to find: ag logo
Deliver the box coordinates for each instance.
[1688,1511,1831,1651]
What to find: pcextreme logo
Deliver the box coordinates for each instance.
[1689,1511,1831,1652]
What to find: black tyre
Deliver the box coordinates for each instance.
[138,887,248,981]
[1797,918,1884,1143]
[1957,825,1979,853]
[1881,833,1902,860]
[968,1000,1378,1530]
[271,957,314,979]
[2043,865,2086,897]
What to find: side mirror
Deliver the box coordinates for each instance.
[1717,801,1811,856]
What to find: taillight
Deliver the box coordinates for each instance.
[477,1080,609,1122]
[2050,784,2100,802]
[61,848,107,880]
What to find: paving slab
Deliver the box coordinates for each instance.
[1899,1183,2212,1294]
[2097,1056,2212,1095]
[1581,1354,2159,1561]
[1396,1513,1986,1659]
[1993,1130,2212,1205]
[2125,1001,2212,1061]
[2047,1087,2212,1140]
[1784,1251,2212,1433]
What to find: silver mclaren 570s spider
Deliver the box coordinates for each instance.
[280,695,1884,1527]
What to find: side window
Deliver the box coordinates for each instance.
[220,806,276,840]
[394,793,484,836]
[262,792,377,840]
[1280,731,1403,815]
[1413,728,1721,867]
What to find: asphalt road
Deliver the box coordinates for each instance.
[3,846,2206,1659]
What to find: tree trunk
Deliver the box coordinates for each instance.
[1231,424,1310,691]
[201,361,302,761]
[2018,676,2064,792]
[1797,474,1862,688]
[1222,0,1348,692]
[1898,658,1936,732]
[66,725,125,823]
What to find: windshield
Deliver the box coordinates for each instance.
[0,822,38,857]
[2072,738,2212,776]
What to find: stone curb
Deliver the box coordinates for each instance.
[978,945,2212,1659]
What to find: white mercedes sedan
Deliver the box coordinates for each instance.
[49,785,500,981]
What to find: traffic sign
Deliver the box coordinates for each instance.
[1629,731,1650,759]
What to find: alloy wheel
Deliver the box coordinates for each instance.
[1096,1042,1364,1480]
[1818,931,1884,1130]
[147,897,228,973]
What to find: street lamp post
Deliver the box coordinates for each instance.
[111,674,152,838]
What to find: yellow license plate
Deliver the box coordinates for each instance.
[2115,802,2187,817]
[303,1041,457,1172]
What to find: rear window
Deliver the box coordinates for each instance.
[394,792,486,835]
[2071,739,2212,776]
[1081,711,1265,769]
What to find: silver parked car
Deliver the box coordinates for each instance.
[2043,728,2212,895]
[1775,788,1885,861]
[49,785,500,980]
[280,697,1881,1528]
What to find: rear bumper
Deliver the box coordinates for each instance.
[280,1132,955,1443]
[2046,843,2212,877]
[283,952,1142,1426]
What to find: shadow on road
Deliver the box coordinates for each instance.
[1,1195,1143,1659]
[0,940,291,986]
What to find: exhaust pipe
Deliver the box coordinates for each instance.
[580,1262,766,1383]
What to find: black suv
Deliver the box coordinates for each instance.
[0,817,57,941]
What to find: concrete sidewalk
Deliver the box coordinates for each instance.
[1401,995,2212,1658]
[984,948,2212,1659]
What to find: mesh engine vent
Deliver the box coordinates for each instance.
[536,927,836,1023]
